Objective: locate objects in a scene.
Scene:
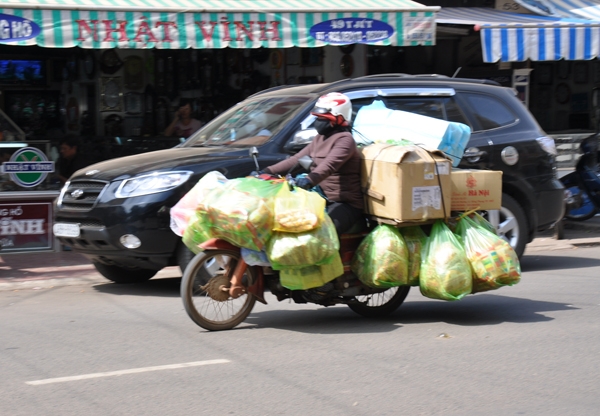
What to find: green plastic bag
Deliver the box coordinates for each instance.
[266,214,339,270]
[202,177,284,251]
[455,216,521,293]
[182,211,212,254]
[419,220,472,301]
[351,224,409,288]
[279,253,344,290]
[400,226,428,286]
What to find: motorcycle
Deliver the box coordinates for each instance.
[180,149,410,331]
[560,133,600,221]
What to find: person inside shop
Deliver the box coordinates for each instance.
[56,136,89,184]
[164,99,203,139]
[257,92,364,235]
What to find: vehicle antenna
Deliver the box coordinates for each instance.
[452,67,462,78]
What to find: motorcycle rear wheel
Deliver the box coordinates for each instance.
[348,286,410,318]
[181,249,256,331]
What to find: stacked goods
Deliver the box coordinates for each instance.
[359,143,452,222]
[455,216,521,293]
[351,225,409,288]
[450,169,502,211]
[419,220,472,301]
[353,100,471,167]
[172,172,342,290]
[400,226,428,286]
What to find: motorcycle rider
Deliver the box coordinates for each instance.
[261,92,364,234]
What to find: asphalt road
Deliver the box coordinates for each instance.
[1,246,599,416]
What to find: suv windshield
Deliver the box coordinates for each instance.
[183,95,311,147]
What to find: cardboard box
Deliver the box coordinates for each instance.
[450,169,503,211]
[359,143,452,222]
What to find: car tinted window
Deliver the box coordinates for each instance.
[462,93,517,131]
[350,97,469,125]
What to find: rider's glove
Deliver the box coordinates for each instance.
[249,170,264,178]
[295,177,313,190]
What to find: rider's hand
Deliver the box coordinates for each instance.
[249,170,264,178]
[295,177,313,190]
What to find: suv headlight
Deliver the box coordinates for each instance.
[115,171,193,198]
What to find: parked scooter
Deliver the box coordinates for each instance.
[180,149,410,331]
[560,133,600,221]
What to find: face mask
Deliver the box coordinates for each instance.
[314,118,335,136]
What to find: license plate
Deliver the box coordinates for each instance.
[53,223,80,238]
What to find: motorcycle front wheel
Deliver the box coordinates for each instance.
[564,186,598,221]
[181,249,256,331]
[348,286,410,318]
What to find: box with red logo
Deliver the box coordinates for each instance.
[450,169,502,211]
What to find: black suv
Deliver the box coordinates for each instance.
[54,75,565,283]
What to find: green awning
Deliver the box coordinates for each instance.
[0,0,438,48]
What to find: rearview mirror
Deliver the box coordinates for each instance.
[285,129,317,152]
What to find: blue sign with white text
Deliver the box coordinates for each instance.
[0,13,41,43]
[309,18,394,45]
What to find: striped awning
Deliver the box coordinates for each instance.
[438,7,600,63]
[0,0,439,49]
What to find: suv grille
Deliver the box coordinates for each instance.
[58,180,109,211]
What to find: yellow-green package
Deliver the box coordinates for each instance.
[266,214,338,270]
[455,216,521,293]
[279,253,344,290]
[400,226,428,286]
[419,220,472,301]
[351,224,409,288]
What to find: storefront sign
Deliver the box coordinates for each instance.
[0,13,40,42]
[0,202,53,252]
[2,147,54,188]
[74,18,282,45]
[309,18,394,44]
[0,9,436,48]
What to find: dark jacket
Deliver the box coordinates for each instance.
[264,131,364,210]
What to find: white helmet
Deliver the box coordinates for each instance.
[311,92,352,126]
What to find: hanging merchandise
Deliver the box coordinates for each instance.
[351,224,410,288]
[455,215,521,293]
[419,220,472,301]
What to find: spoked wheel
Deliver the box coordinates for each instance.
[181,249,256,331]
[348,286,410,318]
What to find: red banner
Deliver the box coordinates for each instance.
[0,202,53,252]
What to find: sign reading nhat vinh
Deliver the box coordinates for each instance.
[0,9,436,48]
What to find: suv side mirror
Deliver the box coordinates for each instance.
[284,128,317,152]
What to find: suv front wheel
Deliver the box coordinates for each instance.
[93,263,158,284]
[484,193,528,259]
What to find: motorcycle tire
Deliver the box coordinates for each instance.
[181,249,257,331]
[563,186,598,221]
[347,286,410,318]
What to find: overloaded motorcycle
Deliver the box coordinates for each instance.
[560,133,600,221]
[180,150,410,331]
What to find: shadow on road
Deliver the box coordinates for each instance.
[521,254,600,271]
[92,276,181,297]
[241,293,577,334]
